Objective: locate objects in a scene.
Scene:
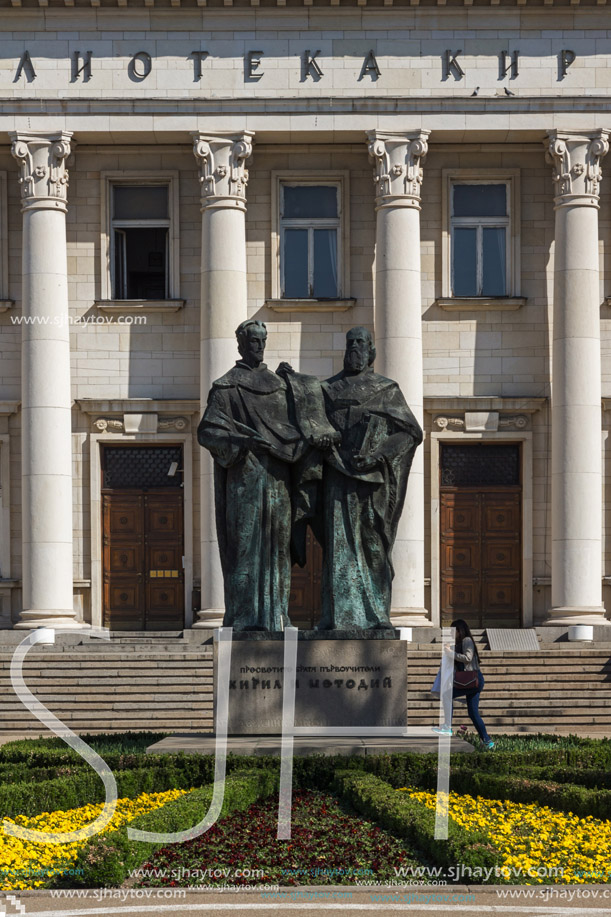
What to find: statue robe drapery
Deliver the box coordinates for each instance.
[318,367,423,629]
[197,362,333,630]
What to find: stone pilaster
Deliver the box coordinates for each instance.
[10,131,80,629]
[367,129,430,626]
[545,129,610,625]
[192,131,254,628]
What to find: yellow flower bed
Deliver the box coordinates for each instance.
[0,788,189,891]
[400,787,611,884]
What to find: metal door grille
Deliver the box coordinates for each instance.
[103,446,183,490]
[441,444,520,488]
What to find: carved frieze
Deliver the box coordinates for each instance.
[94,418,124,433]
[545,130,610,205]
[93,417,124,433]
[499,415,528,430]
[434,414,528,431]
[93,415,188,433]
[433,416,465,430]
[367,130,430,206]
[192,132,254,208]
[158,417,189,432]
[10,131,72,213]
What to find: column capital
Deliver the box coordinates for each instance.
[10,131,72,214]
[192,131,254,212]
[367,129,430,210]
[545,129,609,209]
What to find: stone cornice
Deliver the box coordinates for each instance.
[0,0,609,8]
[76,398,200,414]
[3,96,611,119]
[424,397,547,414]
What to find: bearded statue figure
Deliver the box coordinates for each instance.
[316,327,423,630]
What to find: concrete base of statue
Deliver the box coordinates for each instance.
[215,635,408,735]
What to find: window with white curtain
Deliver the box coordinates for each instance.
[279,182,342,299]
[450,182,510,297]
[441,170,520,303]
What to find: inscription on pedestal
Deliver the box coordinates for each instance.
[216,640,408,734]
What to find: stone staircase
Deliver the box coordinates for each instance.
[0,635,214,736]
[0,635,610,738]
[407,645,611,735]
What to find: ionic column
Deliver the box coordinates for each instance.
[10,131,79,629]
[545,130,609,625]
[192,131,254,628]
[367,129,430,626]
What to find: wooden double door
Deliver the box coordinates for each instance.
[101,444,185,630]
[103,492,184,630]
[440,444,522,628]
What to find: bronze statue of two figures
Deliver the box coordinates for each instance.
[197,322,423,633]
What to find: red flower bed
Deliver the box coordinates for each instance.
[133,789,427,887]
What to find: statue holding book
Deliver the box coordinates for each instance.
[198,322,422,632]
[315,327,423,630]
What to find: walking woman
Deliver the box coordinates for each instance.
[433,618,494,749]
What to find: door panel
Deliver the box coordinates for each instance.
[443,580,480,615]
[289,529,323,629]
[440,453,521,628]
[102,477,184,631]
[441,542,480,577]
[483,498,520,534]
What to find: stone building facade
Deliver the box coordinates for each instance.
[0,0,610,635]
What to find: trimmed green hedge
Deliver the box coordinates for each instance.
[58,768,279,888]
[0,733,167,758]
[333,770,504,881]
[447,769,611,820]
[0,763,211,819]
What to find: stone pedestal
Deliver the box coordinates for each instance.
[368,130,430,626]
[218,638,408,734]
[192,132,254,628]
[10,132,80,629]
[545,130,610,626]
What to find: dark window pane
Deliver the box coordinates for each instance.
[283,186,338,220]
[114,185,168,221]
[283,229,309,297]
[103,446,183,490]
[115,227,167,299]
[313,229,338,298]
[114,229,126,299]
[482,227,506,296]
[441,444,520,487]
[453,184,506,218]
[452,227,478,296]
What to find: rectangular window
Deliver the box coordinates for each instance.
[451,183,509,297]
[280,183,340,299]
[441,170,520,303]
[100,172,180,303]
[112,185,169,299]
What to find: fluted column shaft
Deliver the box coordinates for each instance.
[368,130,430,625]
[192,131,254,627]
[11,131,78,628]
[545,130,609,624]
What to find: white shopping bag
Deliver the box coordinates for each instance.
[430,666,441,698]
